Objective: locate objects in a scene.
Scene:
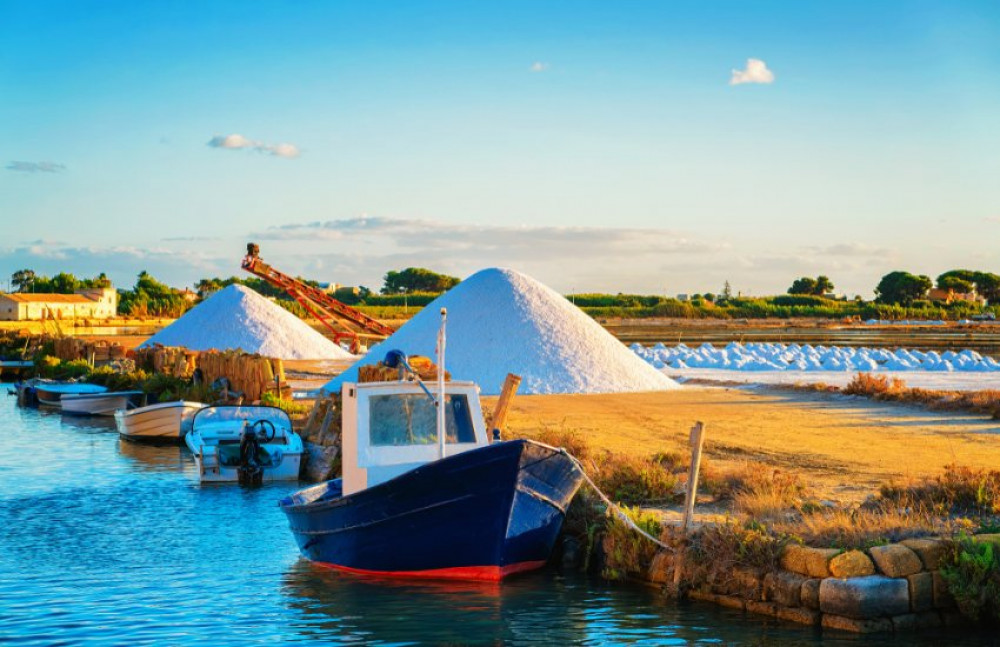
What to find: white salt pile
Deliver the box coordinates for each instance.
[325,268,678,395]
[140,284,354,360]
[632,341,1000,374]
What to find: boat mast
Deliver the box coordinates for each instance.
[437,307,447,459]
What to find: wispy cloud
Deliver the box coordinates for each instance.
[6,161,66,173]
[730,58,775,85]
[986,216,1000,224]
[529,61,549,73]
[207,134,300,159]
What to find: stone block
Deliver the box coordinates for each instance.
[868,544,923,578]
[829,550,875,578]
[931,570,955,609]
[775,606,820,626]
[764,571,806,607]
[819,575,910,619]
[746,600,778,617]
[780,545,837,578]
[890,611,942,631]
[821,614,893,634]
[800,578,821,609]
[688,590,746,611]
[900,538,949,571]
[907,572,934,612]
[940,609,967,627]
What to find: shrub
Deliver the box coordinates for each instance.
[687,520,795,590]
[601,506,663,581]
[879,465,1000,516]
[843,372,907,397]
[593,453,680,505]
[261,391,311,415]
[942,535,1000,622]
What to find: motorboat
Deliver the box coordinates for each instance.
[279,310,585,581]
[61,390,145,417]
[185,405,304,483]
[34,382,108,407]
[115,400,208,443]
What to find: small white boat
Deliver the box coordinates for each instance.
[185,405,303,484]
[35,382,108,407]
[61,391,144,417]
[116,401,207,443]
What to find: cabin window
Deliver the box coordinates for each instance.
[369,393,476,446]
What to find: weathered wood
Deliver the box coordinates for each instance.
[681,421,706,531]
[490,373,522,438]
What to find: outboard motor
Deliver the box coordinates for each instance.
[237,422,263,487]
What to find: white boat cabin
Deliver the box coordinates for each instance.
[341,380,490,496]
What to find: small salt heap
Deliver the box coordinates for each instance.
[140,284,354,360]
[325,268,679,395]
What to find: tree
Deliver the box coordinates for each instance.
[875,271,932,305]
[937,270,976,293]
[11,269,35,292]
[722,281,733,300]
[974,272,1000,303]
[815,275,834,295]
[381,268,460,295]
[788,277,818,295]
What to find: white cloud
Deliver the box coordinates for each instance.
[6,161,66,173]
[730,58,775,85]
[529,61,549,73]
[207,133,300,158]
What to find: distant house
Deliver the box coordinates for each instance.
[177,288,199,303]
[927,288,986,306]
[0,287,118,321]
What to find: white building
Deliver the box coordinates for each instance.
[0,287,118,321]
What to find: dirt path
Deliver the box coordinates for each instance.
[489,387,1000,503]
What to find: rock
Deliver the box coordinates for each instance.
[302,442,340,482]
[829,550,876,578]
[780,545,838,578]
[688,590,746,611]
[775,606,820,626]
[868,544,923,578]
[800,578,821,609]
[819,575,910,618]
[746,600,778,617]
[907,572,934,612]
[646,550,672,584]
[891,611,942,631]
[931,570,955,609]
[561,536,584,571]
[821,614,893,633]
[764,571,806,607]
[900,538,949,570]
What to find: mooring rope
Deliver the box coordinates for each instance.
[563,451,675,553]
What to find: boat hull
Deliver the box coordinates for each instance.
[279,439,584,581]
[35,383,108,407]
[61,391,143,417]
[116,401,206,443]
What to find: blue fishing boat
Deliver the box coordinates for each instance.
[280,310,585,581]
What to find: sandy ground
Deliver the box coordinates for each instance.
[490,386,1000,504]
[663,368,1000,391]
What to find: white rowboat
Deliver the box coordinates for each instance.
[116,401,208,443]
[61,391,144,417]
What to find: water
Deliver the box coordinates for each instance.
[1,386,995,646]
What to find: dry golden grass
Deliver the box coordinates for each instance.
[844,372,1000,418]
[771,507,958,550]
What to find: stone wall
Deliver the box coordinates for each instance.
[644,535,982,634]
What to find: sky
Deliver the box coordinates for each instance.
[1,1,998,298]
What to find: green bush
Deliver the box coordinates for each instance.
[601,506,663,581]
[942,535,1000,622]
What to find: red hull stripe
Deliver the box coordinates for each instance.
[316,559,548,582]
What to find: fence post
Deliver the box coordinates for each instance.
[673,421,706,588]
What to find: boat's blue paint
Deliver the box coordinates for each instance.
[279,439,584,578]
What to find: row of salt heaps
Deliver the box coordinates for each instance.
[630,341,1000,373]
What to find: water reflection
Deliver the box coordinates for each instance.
[117,438,191,473]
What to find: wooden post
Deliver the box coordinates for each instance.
[681,421,706,531]
[490,373,522,441]
[674,421,706,588]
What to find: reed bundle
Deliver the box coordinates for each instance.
[357,355,449,384]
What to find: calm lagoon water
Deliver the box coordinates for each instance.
[1,384,996,646]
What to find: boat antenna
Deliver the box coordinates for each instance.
[436,307,447,459]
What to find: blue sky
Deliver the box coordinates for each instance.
[2,1,998,297]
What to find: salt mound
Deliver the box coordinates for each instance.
[324,268,679,395]
[140,284,354,360]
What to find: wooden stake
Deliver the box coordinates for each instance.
[674,421,706,588]
[681,421,706,531]
[490,373,522,440]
